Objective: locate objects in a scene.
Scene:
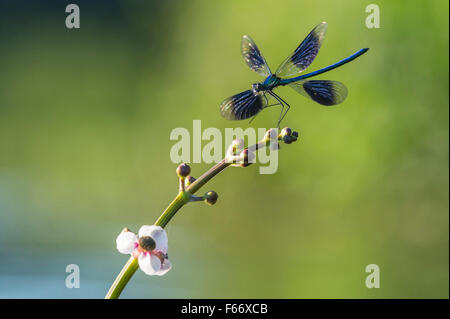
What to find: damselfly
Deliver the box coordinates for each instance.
[220,22,369,128]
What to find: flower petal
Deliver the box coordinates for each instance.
[138,225,157,237]
[138,253,161,276]
[116,231,138,254]
[138,225,168,253]
[155,259,172,276]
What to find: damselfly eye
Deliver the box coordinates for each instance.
[252,83,261,94]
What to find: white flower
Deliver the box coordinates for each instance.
[116,225,172,276]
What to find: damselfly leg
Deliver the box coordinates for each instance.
[248,93,279,124]
[267,90,291,128]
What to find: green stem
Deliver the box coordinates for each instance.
[104,130,295,299]
[105,256,138,299]
[154,191,190,228]
[186,159,229,194]
[105,159,230,299]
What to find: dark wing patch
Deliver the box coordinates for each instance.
[289,80,348,106]
[275,22,327,78]
[220,90,266,120]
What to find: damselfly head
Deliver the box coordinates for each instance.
[252,83,263,94]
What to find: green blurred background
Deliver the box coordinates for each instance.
[0,0,448,298]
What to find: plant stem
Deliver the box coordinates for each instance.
[105,256,138,299]
[154,192,190,228]
[105,160,230,299]
[186,159,229,194]
[105,130,296,299]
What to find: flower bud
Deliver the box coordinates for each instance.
[239,149,254,167]
[264,129,278,141]
[204,191,218,206]
[231,139,244,154]
[281,127,292,137]
[292,131,299,138]
[176,163,191,178]
[283,135,293,144]
[185,176,196,186]
[138,236,156,252]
